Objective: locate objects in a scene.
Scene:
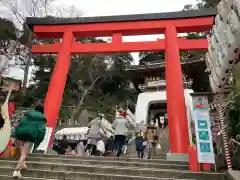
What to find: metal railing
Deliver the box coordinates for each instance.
[139,80,193,91]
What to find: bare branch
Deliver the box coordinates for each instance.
[70,76,100,122]
[54,4,83,18]
[89,71,94,83]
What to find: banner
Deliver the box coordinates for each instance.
[193,109,215,164]
[35,127,53,154]
[0,89,12,153]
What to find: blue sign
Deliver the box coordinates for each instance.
[200,142,211,153]
[193,109,215,164]
[198,120,208,129]
[198,131,210,141]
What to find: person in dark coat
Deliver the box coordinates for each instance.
[135,132,145,158]
[13,104,46,177]
[53,135,69,155]
[105,136,115,156]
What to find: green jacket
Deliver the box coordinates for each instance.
[14,110,46,148]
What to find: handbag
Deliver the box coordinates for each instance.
[142,141,147,147]
[122,145,127,155]
[156,143,161,149]
[154,135,159,141]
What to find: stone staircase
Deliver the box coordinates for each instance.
[0,153,228,180]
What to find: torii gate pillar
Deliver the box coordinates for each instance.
[44,31,73,148]
[165,25,189,154]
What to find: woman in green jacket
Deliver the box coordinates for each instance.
[13,104,46,177]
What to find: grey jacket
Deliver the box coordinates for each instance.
[112,117,129,136]
[87,118,102,139]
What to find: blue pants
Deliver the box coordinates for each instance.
[114,135,126,157]
[137,149,144,158]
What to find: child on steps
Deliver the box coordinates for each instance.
[135,132,146,158]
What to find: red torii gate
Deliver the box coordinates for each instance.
[26,8,216,154]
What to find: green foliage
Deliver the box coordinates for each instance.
[18,24,32,46]
[139,32,208,63]
[183,0,221,10]
[183,0,240,140]
[201,0,221,8]
[225,91,240,139]
[23,37,137,122]
[0,17,17,40]
[139,52,165,64]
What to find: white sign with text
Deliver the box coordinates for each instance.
[193,109,215,164]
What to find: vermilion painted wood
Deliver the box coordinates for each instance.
[165,25,190,153]
[112,33,123,44]
[32,16,214,38]
[31,13,214,154]
[32,39,208,54]
[43,31,74,149]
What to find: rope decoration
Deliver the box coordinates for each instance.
[214,94,232,170]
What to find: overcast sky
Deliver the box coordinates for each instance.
[4,0,197,80]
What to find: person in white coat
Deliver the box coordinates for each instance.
[85,116,103,156]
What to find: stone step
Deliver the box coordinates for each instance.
[0,175,57,180]
[25,156,189,166]
[0,173,196,180]
[0,164,226,180]
[28,153,185,165]
[0,160,189,171]
[124,154,167,159]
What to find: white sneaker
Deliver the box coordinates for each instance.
[86,151,90,156]
[13,170,22,177]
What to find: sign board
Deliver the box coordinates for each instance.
[191,93,215,164]
[192,96,209,109]
[193,109,215,164]
[160,116,165,125]
[147,80,166,87]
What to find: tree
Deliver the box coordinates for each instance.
[0,17,17,40]
[66,51,135,124]
[141,0,215,64]
[225,90,240,139]
[23,36,135,124]
[184,1,240,161]
[0,0,82,101]
[0,17,29,76]
[0,18,17,74]
[139,52,165,64]
[183,0,220,10]
[1,1,137,124]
